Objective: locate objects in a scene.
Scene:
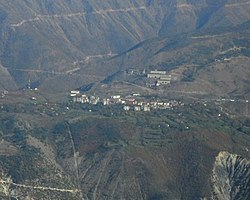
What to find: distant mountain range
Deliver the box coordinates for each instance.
[0,0,250,95]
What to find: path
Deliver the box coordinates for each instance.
[66,122,85,200]
[93,150,114,200]
[10,6,147,28]
[0,179,77,193]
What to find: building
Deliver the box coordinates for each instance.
[156,76,171,86]
[103,98,110,106]
[123,106,130,111]
[73,95,82,103]
[149,70,167,75]
[125,98,136,105]
[147,70,172,82]
[72,94,89,103]
[111,95,121,99]
[71,90,80,94]
[147,70,167,79]
[132,93,141,97]
[143,106,151,112]
[70,90,80,97]
[147,74,169,79]
[81,95,89,103]
[134,106,141,111]
[89,96,99,105]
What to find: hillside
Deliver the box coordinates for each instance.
[76,23,250,99]
[0,96,249,199]
[0,64,17,91]
[0,1,250,199]
[0,0,250,91]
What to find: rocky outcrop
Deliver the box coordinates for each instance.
[211,151,250,200]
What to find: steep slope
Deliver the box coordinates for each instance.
[212,151,250,200]
[0,0,169,71]
[0,64,17,91]
[85,22,250,98]
[0,0,250,90]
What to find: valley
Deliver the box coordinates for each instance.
[0,0,250,199]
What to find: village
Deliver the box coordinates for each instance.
[70,90,181,112]
[68,69,180,112]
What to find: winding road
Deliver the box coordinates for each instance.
[10,6,147,28]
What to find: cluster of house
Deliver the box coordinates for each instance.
[147,70,172,86]
[70,91,100,104]
[126,69,172,87]
[70,91,180,112]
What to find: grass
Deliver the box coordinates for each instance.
[0,95,250,199]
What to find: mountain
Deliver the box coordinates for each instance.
[80,23,250,98]
[0,0,250,91]
[0,2,250,199]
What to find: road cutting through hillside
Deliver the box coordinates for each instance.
[0,179,78,193]
[10,6,147,28]
[66,122,85,200]
[93,150,114,200]
[7,68,105,79]
[73,52,118,65]
[225,1,250,7]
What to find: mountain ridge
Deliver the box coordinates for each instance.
[0,0,250,94]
